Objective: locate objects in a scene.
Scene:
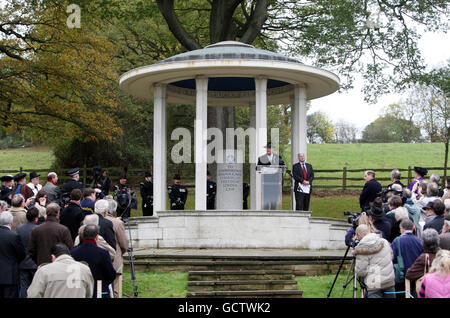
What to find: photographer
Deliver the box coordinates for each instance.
[386,169,405,190]
[113,174,137,219]
[367,197,392,242]
[345,213,380,247]
[353,224,395,298]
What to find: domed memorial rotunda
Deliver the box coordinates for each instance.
[119,41,346,250]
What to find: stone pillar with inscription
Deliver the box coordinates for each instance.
[216,150,243,210]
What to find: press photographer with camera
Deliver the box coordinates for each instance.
[344,213,380,247]
[367,197,392,242]
[353,224,396,298]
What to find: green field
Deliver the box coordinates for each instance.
[0,146,55,171]
[121,271,360,298]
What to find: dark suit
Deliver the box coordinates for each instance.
[97,215,116,250]
[0,226,26,298]
[359,179,382,211]
[60,202,85,242]
[292,161,314,211]
[71,241,116,298]
[16,221,37,298]
[257,154,285,166]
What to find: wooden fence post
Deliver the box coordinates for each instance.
[342,167,347,192]
[20,167,23,173]
[407,166,412,185]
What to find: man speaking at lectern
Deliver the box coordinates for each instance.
[257,142,285,210]
[292,153,314,211]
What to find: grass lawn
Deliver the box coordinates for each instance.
[121,271,360,298]
[122,271,188,298]
[0,146,55,171]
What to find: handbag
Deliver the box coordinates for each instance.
[394,238,405,284]
[415,253,430,295]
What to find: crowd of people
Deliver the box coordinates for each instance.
[350,167,450,298]
[0,168,131,298]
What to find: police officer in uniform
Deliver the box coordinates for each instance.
[169,174,188,210]
[140,172,153,216]
[61,168,84,206]
[206,171,216,210]
[0,175,14,206]
[243,183,250,210]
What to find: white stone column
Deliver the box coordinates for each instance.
[291,84,307,210]
[250,102,256,210]
[153,83,167,215]
[254,77,268,210]
[195,76,208,210]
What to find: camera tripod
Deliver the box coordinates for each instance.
[327,244,365,298]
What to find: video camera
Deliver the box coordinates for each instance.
[378,188,405,204]
[114,186,138,219]
[344,211,362,230]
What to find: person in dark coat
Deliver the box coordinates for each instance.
[94,200,116,250]
[391,219,423,297]
[61,168,84,206]
[206,171,216,210]
[28,203,73,266]
[97,170,111,196]
[406,228,440,298]
[0,211,26,298]
[140,172,154,216]
[367,198,392,241]
[60,189,85,241]
[386,169,405,190]
[243,183,250,209]
[71,224,116,298]
[0,175,14,206]
[423,199,445,234]
[80,188,97,216]
[16,208,39,298]
[169,174,188,210]
[292,152,314,211]
[359,170,382,212]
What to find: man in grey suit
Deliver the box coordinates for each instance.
[292,153,314,211]
[257,142,285,210]
[43,172,61,205]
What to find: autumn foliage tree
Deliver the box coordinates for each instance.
[0,0,121,144]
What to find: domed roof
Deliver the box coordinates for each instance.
[119,41,340,105]
[157,41,301,65]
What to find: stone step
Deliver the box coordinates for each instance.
[188,280,298,292]
[187,290,303,298]
[188,270,295,281]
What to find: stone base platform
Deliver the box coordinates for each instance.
[127,210,349,250]
[124,248,352,276]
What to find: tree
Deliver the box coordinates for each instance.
[154,0,448,101]
[307,112,335,144]
[361,114,422,143]
[334,120,359,144]
[404,64,450,182]
[0,1,121,143]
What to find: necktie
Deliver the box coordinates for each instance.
[302,164,307,180]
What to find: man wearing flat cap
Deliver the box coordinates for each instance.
[140,172,153,216]
[409,167,427,193]
[27,172,42,198]
[61,168,83,206]
[0,175,14,206]
[169,174,188,210]
[12,173,34,201]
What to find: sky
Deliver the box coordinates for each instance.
[309,31,450,130]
